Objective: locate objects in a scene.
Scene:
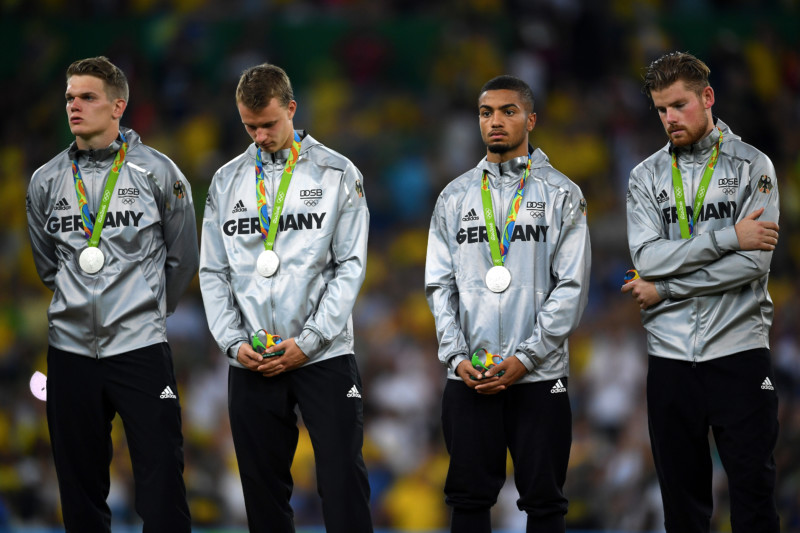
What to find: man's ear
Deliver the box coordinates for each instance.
[112,98,127,120]
[702,86,715,110]
[528,112,537,132]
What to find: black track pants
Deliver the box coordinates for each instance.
[647,350,780,533]
[441,378,572,533]
[228,354,373,533]
[46,344,191,533]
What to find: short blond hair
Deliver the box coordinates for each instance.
[236,63,294,110]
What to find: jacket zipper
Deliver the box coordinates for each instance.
[497,165,505,355]
[93,277,100,358]
[689,150,700,367]
[692,296,700,367]
[88,151,101,358]
[268,154,277,334]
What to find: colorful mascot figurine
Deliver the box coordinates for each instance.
[251,329,285,357]
[470,348,505,380]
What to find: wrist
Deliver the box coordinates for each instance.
[228,340,247,359]
[295,329,324,358]
[447,353,469,372]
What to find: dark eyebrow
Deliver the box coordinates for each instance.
[479,103,521,111]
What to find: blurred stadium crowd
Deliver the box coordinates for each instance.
[1,0,799,531]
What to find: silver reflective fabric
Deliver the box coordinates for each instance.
[626,120,779,362]
[27,128,199,357]
[425,149,591,383]
[199,133,369,368]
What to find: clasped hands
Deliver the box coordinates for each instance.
[237,338,309,377]
[456,356,527,394]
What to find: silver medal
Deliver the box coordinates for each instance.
[79,247,105,274]
[257,250,280,277]
[485,265,511,293]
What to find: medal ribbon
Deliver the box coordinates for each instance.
[480,153,532,266]
[671,129,723,239]
[255,131,302,251]
[71,134,129,247]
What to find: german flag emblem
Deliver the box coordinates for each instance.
[757,175,773,194]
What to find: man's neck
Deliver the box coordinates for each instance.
[699,113,716,142]
[75,129,119,151]
[280,131,296,151]
[486,145,528,163]
[681,120,717,150]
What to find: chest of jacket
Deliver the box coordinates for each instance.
[653,153,747,239]
[213,159,345,274]
[444,179,566,288]
[44,160,164,254]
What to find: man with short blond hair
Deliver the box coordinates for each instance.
[200,63,372,533]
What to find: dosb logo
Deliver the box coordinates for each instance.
[119,187,139,205]
[526,201,545,218]
[300,189,323,207]
[718,178,738,195]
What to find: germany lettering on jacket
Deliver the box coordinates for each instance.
[661,200,737,225]
[457,224,549,245]
[223,213,327,236]
[47,211,144,233]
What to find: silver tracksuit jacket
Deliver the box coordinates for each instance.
[626,119,779,362]
[425,149,591,383]
[199,132,369,368]
[26,128,199,358]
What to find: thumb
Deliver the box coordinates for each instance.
[744,207,765,221]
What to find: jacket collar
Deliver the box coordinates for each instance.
[478,145,547,187]
[68,136,122,162]
[68,128,134,163]
[249,130,311,165]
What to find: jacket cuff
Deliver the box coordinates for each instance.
[227,339,247,359]
[655,280,671,300]
[296,329,325,358]
[713,226,740,252]
[514,352,536,372]
[447,353,469,372]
